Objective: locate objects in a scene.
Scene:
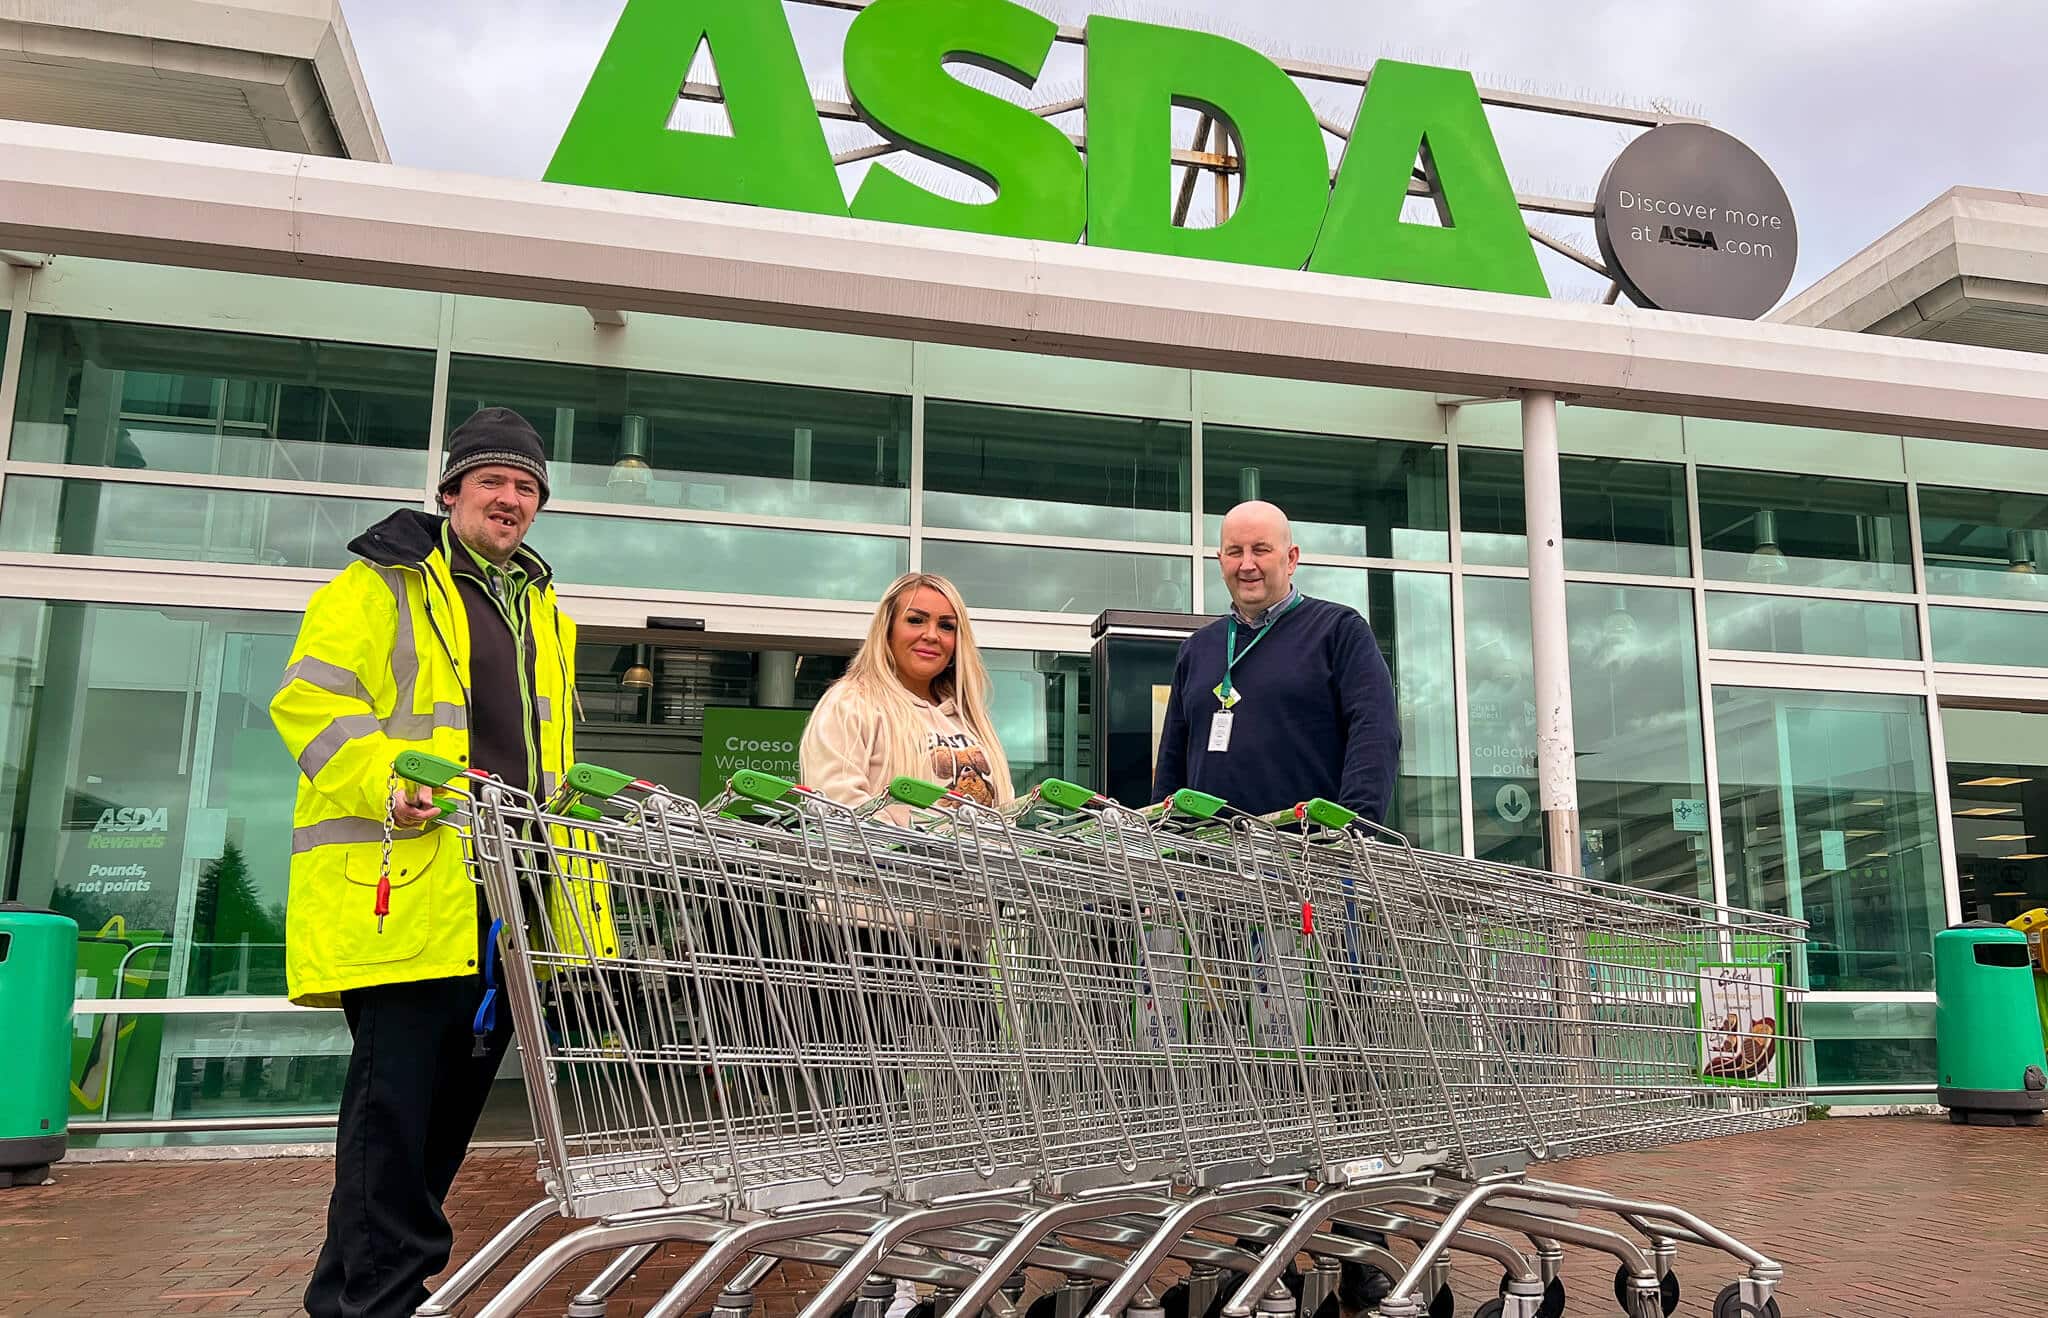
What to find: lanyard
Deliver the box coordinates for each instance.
[1220,591,1303,703]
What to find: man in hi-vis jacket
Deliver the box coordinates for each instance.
[273,407,614,1318]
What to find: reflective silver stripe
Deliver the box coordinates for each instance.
[374,566,420,715]
[278,656,372,706]
[384,702,469,740]
[292,817,429,854]
[371,564,462,747]
[541,770,558,797]
[298,713,382,781]
[535,696,551,722]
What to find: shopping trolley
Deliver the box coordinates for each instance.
[394,753,1805,1318]
[903,783,1803,1318]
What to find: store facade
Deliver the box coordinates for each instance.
[7,6,2048,1142]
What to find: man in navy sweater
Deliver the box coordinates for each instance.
[1153,500,1400,822]
[1153,503,1404,1307]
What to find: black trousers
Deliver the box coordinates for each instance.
[304,952,515,1318]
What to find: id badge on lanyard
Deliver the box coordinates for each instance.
[1208,594,1302,748]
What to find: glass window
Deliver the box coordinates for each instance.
[1917,485,2048,604]
[1806,999,1935,1091]
[1380,572,1460,854]
[1459,451,1689,576]
[1696,468,1912,593]
[1942,706,2048,925]
[543,512,908,604]
[0,600,340,1121]
[446,357,911,524]
[1713,687,1943,992]
[923,401,1190,544]
[72,1007,353,1128]
[1465,579,1710,899]
[984,650,1092,795]
[923,540,1191,615]
[1706,593,1921,661]
[1201,426,1447,561]
[1929,605,2048,669]
[11,317,436,488]
[0,477,411,571]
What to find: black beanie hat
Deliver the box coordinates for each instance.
[439,407,551,505]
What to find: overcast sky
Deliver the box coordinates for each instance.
[335,0,2043,303]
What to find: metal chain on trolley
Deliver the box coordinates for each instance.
[376,766,398,933]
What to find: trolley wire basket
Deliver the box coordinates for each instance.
[396,754,1807,1318]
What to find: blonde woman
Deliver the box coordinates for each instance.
[800,572,1011,1318]
[802,571,1015,811]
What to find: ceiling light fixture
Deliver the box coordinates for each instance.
[1745,509,1789,581]
[1956,806,2019,818]
[2009,529,2037,575]
[608,413,654,500]
[1961,776,2032,788]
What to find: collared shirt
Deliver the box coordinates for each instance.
[443,526,541,796]
[1233,584,1301,629]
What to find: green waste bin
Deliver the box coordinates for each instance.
[0,901,78,1186]
[1935,921,2048,1127]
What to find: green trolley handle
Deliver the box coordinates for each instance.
[1035,778,1102,812]
[1300,798,1360,831]
[391,750,467,816]
[729,770,803,806]
[1164,788,1227,821]
[888,777,955,810]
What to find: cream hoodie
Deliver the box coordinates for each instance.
[802,681,1016,812]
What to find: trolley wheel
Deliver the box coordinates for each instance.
[1711,1282,1781,1318]
[1205,1272,1248,1318]
[1338,1262,1393,1311]
[1496,1273,1567,1318]
[1030,1289,1100,1318]
[1160,1274,1244,1318]
[1611,1266,1680,1317]
[1472,1304,1504,1318]
[1427,1280,1455,1318]
[906,1305,936,1318]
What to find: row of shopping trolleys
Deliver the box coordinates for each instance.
[387,751,1808,1318]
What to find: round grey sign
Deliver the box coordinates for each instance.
[1593,124,1796,320]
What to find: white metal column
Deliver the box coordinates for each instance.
[1521,390,1580,875]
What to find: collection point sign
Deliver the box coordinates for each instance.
[548,0,1795,318]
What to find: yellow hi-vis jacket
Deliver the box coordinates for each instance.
[271,508,614,1008]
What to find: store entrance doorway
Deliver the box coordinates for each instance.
[572,627,855,799]
[1941,702,2048,926]
[476,625,855,1141]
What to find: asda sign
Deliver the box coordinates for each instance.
[547,0,1550,298]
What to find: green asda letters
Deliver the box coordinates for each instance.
[844,0,1085,241]
[545,0,845,216]
[1083,16,1327,269]
[548,0,1549,299]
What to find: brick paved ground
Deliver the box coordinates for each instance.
[4,1116,2044,1317]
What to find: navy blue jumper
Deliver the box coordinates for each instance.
[1150,594,1400,822]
